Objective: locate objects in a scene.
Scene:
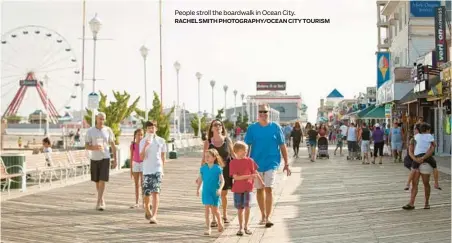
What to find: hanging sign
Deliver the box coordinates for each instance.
[88,93,100,110]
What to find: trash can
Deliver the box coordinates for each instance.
[1,153,26,189]
[169,151,178,159]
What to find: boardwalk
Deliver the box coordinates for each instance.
[216,152,451,243]
[1,149,450,243]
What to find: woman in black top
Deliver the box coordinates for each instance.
[290,121,303,158]
[201,119,235,227]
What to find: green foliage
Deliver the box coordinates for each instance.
[236,111,249,131]
[223,119,234,131]
[135,92,174,141]
[190,114,208,137]
[6,115,22,124]
[215,109,224,120]
[85,91,140,145]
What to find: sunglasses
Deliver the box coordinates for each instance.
[213,123,222,127]
[259,110,268,114]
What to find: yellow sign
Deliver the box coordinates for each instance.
[442,67,451,82]
[428,82,443,96]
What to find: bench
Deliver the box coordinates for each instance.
[1,157,26,194]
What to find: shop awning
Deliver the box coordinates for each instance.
[398,90,429,105]
[357,105,376,118]
[360,106,385,119]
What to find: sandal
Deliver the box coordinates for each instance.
[424,205,430,209]
[265,221,274,228]
[223,217,230,224]
[244,228,252,235]
[402,204,415,210]
[404,186,409,191]
[218,225,224,232]
[236,230,244,236]
[210,221,218,228]
[149,218,158,224]
[204,228,211,235]
[259,219,266,225]
[434,184,442,190]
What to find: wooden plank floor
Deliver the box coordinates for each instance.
[215,149,451,243]
[2,148,450,243]
[1,156,238,243]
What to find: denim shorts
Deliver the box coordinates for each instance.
[233,192,252,209]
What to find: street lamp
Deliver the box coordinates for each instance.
[174,61,181,137]
[241,93,245,122]
[140,45,149,121]
[89,13,102,128]
[233,90,237,127]
[44,74,50,137]
[196,72,202,138]
[210,80,216,117]
[223,85,228,117]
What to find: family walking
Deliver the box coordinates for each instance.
[198,103,291,236]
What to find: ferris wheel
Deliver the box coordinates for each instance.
[1,25,80,123]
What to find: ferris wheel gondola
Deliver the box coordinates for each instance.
[1,25,80,123]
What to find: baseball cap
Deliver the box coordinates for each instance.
[375,123,380,127]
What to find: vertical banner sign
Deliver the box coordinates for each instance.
[434,6,447,63]
[384,104,391,118]
[377,52,391,89]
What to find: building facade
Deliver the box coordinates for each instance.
[247,91,301,123]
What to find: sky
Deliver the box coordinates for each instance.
[0,0,377,122]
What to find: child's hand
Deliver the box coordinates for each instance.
[216,189,221,196]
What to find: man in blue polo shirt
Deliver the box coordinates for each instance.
[244,103,291,228]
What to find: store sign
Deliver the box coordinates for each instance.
[410,1,441,17]
[366,87,376,99]
[256,82,286,91]
[385,104,391,118]
[434,6,447,63]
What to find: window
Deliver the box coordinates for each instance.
[399,8,403,30]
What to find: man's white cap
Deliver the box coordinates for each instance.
[374,123,380,127]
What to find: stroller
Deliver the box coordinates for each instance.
[317,137,330,159]
[347,141,362,160]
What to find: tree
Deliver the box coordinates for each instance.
[215,108,224,120]
[236,111,249,131]
[85,91,140,145]
[5,115,21,124]
[190,114,208,137]
[223,119,234,131]
[135,92,174,142]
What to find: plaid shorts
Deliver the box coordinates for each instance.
[233,192,252,209]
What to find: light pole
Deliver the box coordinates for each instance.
[223,85,228,118]
[241,93,245,122]
[89,13,101,128]
[210,80,216,117]
[44,74,49,137]
[233,89,237,127]
[182,102,186,135]
[140,45,149,121]
[196,72,202,137]
[174,61,181,137]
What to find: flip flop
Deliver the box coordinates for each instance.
[435,185,442,190]
[265,221,274,228]
[424,205,430,209]
[211,221,218,228]
[149,218,157,224]
[236,230,244,236]
[223,217,230,224]
[244,228,252,235]
[404,187,409,191]
[402,204,415,210]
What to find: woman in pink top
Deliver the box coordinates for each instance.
[130,128,144,208]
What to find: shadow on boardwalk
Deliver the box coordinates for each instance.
[274,154,451,243]
[1,156,234,243]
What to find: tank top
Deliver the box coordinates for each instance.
[208,137,231,178]
[391,127,402,143]
[347,127,357,141]
[361,128,370,140]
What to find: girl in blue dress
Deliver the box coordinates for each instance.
[196,148,225,235]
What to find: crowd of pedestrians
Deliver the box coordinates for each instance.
[77,106,442,237]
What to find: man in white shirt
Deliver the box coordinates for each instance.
[340,123,348,141]
[140,121,167,224]
[85,112,117,211]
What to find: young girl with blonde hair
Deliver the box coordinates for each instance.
[196,148,225,235]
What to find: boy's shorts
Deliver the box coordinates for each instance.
[411,154,437,170]
[233,192,252,209]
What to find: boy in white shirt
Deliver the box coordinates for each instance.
[139,121,167,224]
